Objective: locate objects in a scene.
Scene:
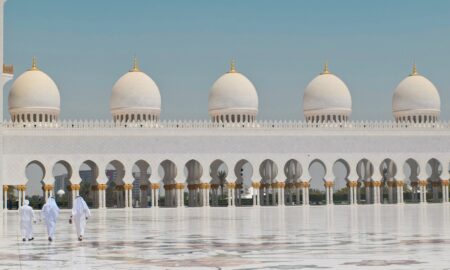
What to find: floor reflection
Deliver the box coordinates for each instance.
[0,204,450,269]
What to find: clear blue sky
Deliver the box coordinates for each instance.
[4,0,450,121]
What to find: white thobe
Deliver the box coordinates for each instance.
[72,198,91,237]
[19,205,35,239]
[42,201,59,238]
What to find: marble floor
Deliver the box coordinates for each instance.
[1,204,450,269]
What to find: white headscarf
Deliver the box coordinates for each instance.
[42,197,60,220]
[73,196,88,216]
[23,200,29,206]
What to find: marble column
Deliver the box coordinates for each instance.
[2,185,7,210]
[442,180,449,203]
[301,182,309,205]
[227,183,236,207]
[347,181,358,205]
[395,181,404,204]
[324,181,334,205]
[364,181,371,204]
[419,180,427,203]
[372,181,382,204]
[252,182,261,206]
[295,183,301,205]
[387,181,395,204]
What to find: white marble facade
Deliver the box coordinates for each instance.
[1,0,450,210]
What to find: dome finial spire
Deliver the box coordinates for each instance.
[31,56,39,71]
[130,56,140,72]
[229,58,236,73]
[410,62,418,76]
[321,61,330,74]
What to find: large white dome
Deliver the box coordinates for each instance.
[303,64,351,122]
[8,59,60,122]
[392,65,440,122]
[208,62,258,123]
[110,60,161,122]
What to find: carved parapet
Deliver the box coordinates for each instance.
[441,180,450,186]
[251,182,261,189]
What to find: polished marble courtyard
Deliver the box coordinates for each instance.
[1,204,450,269]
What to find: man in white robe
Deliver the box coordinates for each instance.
[19,200,35,241]
[41,197,60,242]
[70,196,91,241]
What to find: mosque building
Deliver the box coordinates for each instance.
[1,0,450,210]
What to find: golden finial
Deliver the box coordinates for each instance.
[321,61,330,74]
[410,62,418,76]
[229,59,236,73]
[130,56,140,72]
[30,56,39,71]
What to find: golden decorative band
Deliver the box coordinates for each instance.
[411,181,418,187]
[441,180,450,186]
[372,181,382,187]
[175,183,185,190]
[346,181,358,188]
[17,185,27,191]
[70,184,81,191]
[3,185,9,192]
[395,181,404,187]
[151,183,161,190]
[418,180,428,187]
[301,182,310,188]
[43,184,54,191]
[124,183,133,190]
[387,181,395,187]
[432,181,441,187]
[227,183,236,189]
[210,184,220,189]
[252,182,261,189]
[324,181,334,188]
[98,184,107,190]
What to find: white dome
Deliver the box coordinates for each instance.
[208,65,258,119]
[110,61,161,122]
[8,63,60,121]
[392,68,440,121]
[303,66,352,121]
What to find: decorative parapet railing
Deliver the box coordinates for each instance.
[2,120,450,130]
[3,64,13,75]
